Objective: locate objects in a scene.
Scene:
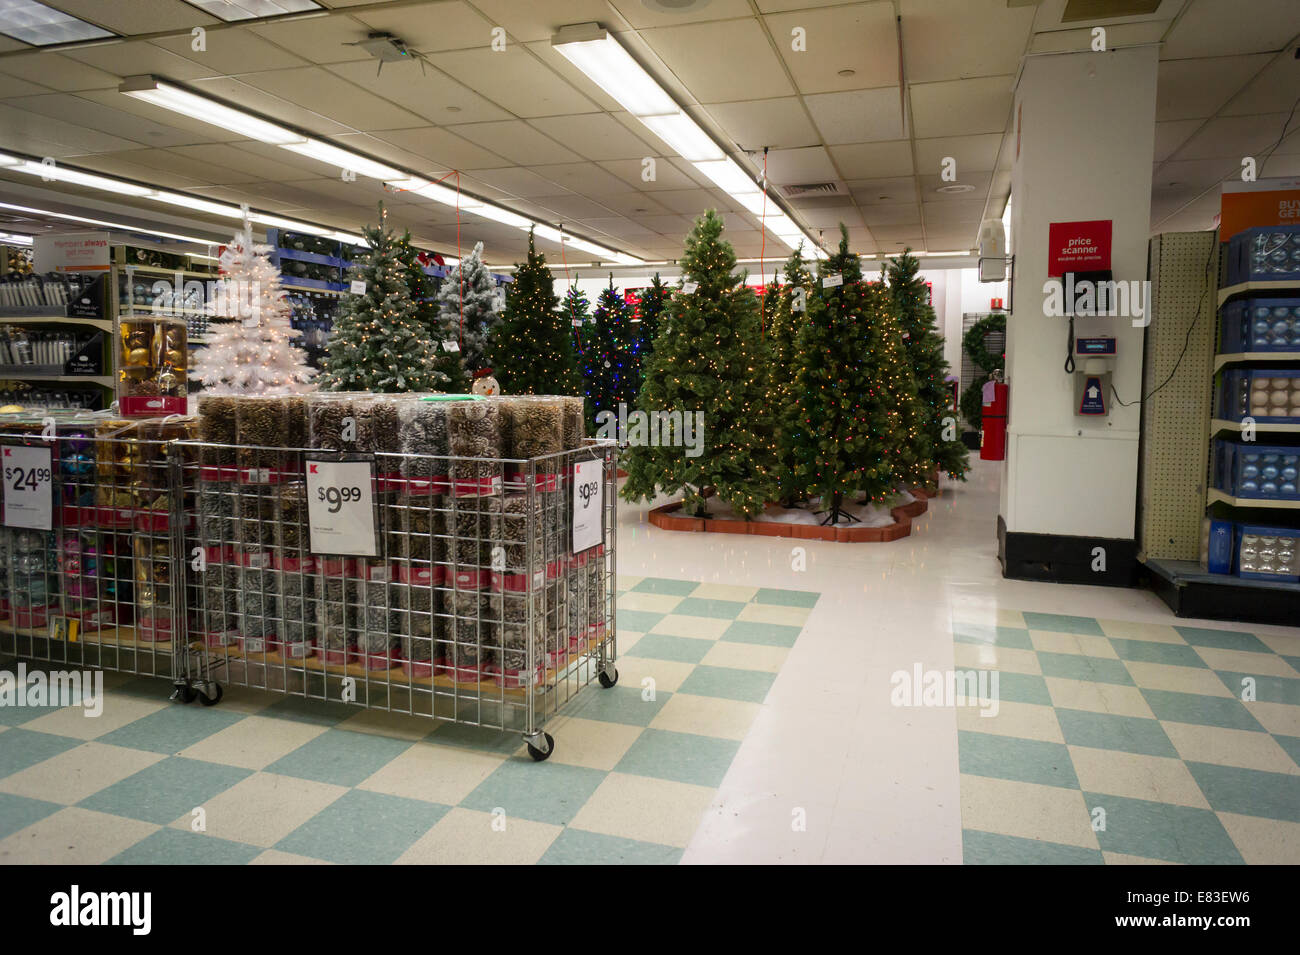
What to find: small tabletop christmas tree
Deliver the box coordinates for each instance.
[487,229,580,395]
[888,250,970,482]
[434,240,500,375]
[621,210,776,518]
[317,204,446,393]
[192,224,315,395]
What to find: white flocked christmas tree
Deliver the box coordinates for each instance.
[192,224,316,394]
[433,241,501,374]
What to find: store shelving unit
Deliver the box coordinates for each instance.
[0,289,114,408]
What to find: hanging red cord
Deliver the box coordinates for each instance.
[454,170,463,351]
[759,147,769,336]
[559,226,582,350]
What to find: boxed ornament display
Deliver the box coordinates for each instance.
[1217,369,1300,423]
[1226,227,1300,284]
[1212,438,1300,500]
[1219,298,1300,353]
[118,316,187,417]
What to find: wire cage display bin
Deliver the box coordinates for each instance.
[0,412,189,686]
[172,420,618,761]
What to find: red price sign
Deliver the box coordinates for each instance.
[1047,220,1112,276]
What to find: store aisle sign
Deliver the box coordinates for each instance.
[32,232,110,273]
[2,445,53,530]
[305,457,377,556]
[1047,220,1112,276]
[573,458,603,553]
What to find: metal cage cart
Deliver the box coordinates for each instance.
[172,434,618,761]
[0,412,189,688]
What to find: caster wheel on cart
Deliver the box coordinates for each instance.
[173,684,196,704]
[197,684,223,707]
[526,732,555,762]
[598,668,618,688]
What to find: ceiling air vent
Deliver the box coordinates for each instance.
[780,182,845,199]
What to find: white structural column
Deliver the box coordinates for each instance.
[999,46,1158,582]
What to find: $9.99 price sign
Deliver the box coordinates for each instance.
[305,457,377,557]
[572,458,603,553]
[3,445,53,531]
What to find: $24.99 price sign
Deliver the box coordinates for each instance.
[3,445,53,531]
[572,458,603,553]
[305,457,377,556]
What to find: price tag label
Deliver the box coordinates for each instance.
[682,282,699,295]
[2,445,53,530]
[442,340,460,353]
[572,458,603,553]
[305,457,377,556]
[349,279,367,295]
[822,273,843,288]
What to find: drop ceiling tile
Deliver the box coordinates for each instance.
[368,127,510,171]
[924,232,977,252]
[469,0,614,43]
[528,162,636,196]
[46,0,215,35]
[652,188,726,215]
[695,98,819,151]
[430,47,598,118]
[325,60,512,125]
[1156,54,1272,122]
[591,192,672,217]
[189,76,351,137]
[921,198,987,224]
[237,67,427,131]
[152,31,310,75]
[7,93,207,148]
[1029,21,1166,55]
[898,0,1034,84]
[466,166,572,199]
[352,1,495,52]
[574,216,657,239]
[0,133,72,158]
[913,133,1003,176]
[848,176,917,205]
[249,15,375,65]
[440,120,583,165]
[1153,119,1202,162]
[828,140,913,179]
[1153,157,1237,190]
[763,3,899,94]
[1222,53,1300,116]
[636,214,694,235]
[1163,0,1300,58]
[529,113,656,161]
[79,146,261,185]
[641,18,794,103]
[766,146,839,185]
[796,204,863,228]
[1172,112,1294,160]
[0,102,138,153]
[0,53,119,93]
[909,75,1013,138]
[62,153,206,190]
[916,171,992,199]
[611,0,755,29]
[61,39,220,82]
[861,204,921,227]
[598,158,701,191]
[0,74,51,98]
[803,86,903,146]
[169,142,319,181]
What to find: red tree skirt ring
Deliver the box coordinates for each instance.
[647,492,929,543]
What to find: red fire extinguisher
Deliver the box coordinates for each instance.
[980,377,1008,461]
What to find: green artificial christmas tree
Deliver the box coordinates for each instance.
[788,226,896,524]
[583,278,637,428]
[434,241,500,374]
[769,244,814,505]
[629,273,670,398]
[317,205,446,393]
[397,230,468,392]
[888,250,970,481]
[621,210,776,518]
[487,229,580,395]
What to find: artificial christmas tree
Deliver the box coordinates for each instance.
[397,230,468,392]
[627,273,668,401]
[787,226,896,524]
[888,250,970,481]
[317,205,446,393]
[583,279,637,427]
[769,244,814,505]
[621,210,776,518]
[192,224,315,395]
[487,230,580,395]
[434,240,500,374]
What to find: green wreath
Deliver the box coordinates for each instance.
[960,313,1006,430]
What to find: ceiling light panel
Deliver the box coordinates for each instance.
[279,139,404,181]
[10,160,153,196]
[639,112,724,162]
[552,27,678,116]
[0,0,113,46]
[120,77,306,145]
[182,0,320,23]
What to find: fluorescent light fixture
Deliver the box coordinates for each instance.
[692,158,760,197]
[389,177,483,209]
[0,0,113,46]
[181,0,321,23]
[0,231,33,246]
[552,24,677,117]
[11,160,153,197]
[638,112,723,162]
[148,191,245,218]
[532,224,565,244]
[119,76,306,145]
[733,193,771,215]
[281,139,404,181]
[0,201,216,246]
[0,152,22,167]
[327,230,367,246]
[471,205,533,230]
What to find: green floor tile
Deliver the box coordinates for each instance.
[990,670,1053,706]
[630,578,699,597]
[107,828,260,865]
[1213,671,1300,707]
[1055,708,1178,758]
[563,684,669,727]
[1173,626,1270,653]
[275,789,449,864]
[1185,762,1300,823]
[79,756,250,825]
[1281,655,1300,676]
[461,759,605,826]
[265,729,414,786]
[97,706,246,755]
[1109,638,1207,668]
[0,791,61,839]
[1022,613,1104,636]
[957,731,1080,789]
[0,728,82,776]
[615,609,667,633]
[753,587,820,608]
[720,620,802,647]
[1084,791,1243,865]
[962,829,1103,865]
[614,728,740,787]
[539,828,682,864]
[676,665,775,703]
[673,597,748,620]
[1139,688,1263,732]
[952,623,1033,650]
[623,632,712,664]
[1036,651,1135,686]
[1274,734,1300,767]
[0,698,66,726]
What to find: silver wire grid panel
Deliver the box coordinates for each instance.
[0,419,186,683]
[172,438,618,759]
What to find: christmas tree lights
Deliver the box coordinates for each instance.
[487,229,580,395]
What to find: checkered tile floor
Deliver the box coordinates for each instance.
[952,610,1300,864]
[0,577,817,865]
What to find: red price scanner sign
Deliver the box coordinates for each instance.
[1048,220,1112,277]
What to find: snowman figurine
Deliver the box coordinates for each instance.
[471,367,501,397]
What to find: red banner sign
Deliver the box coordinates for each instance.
[1047,220,1112,276]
